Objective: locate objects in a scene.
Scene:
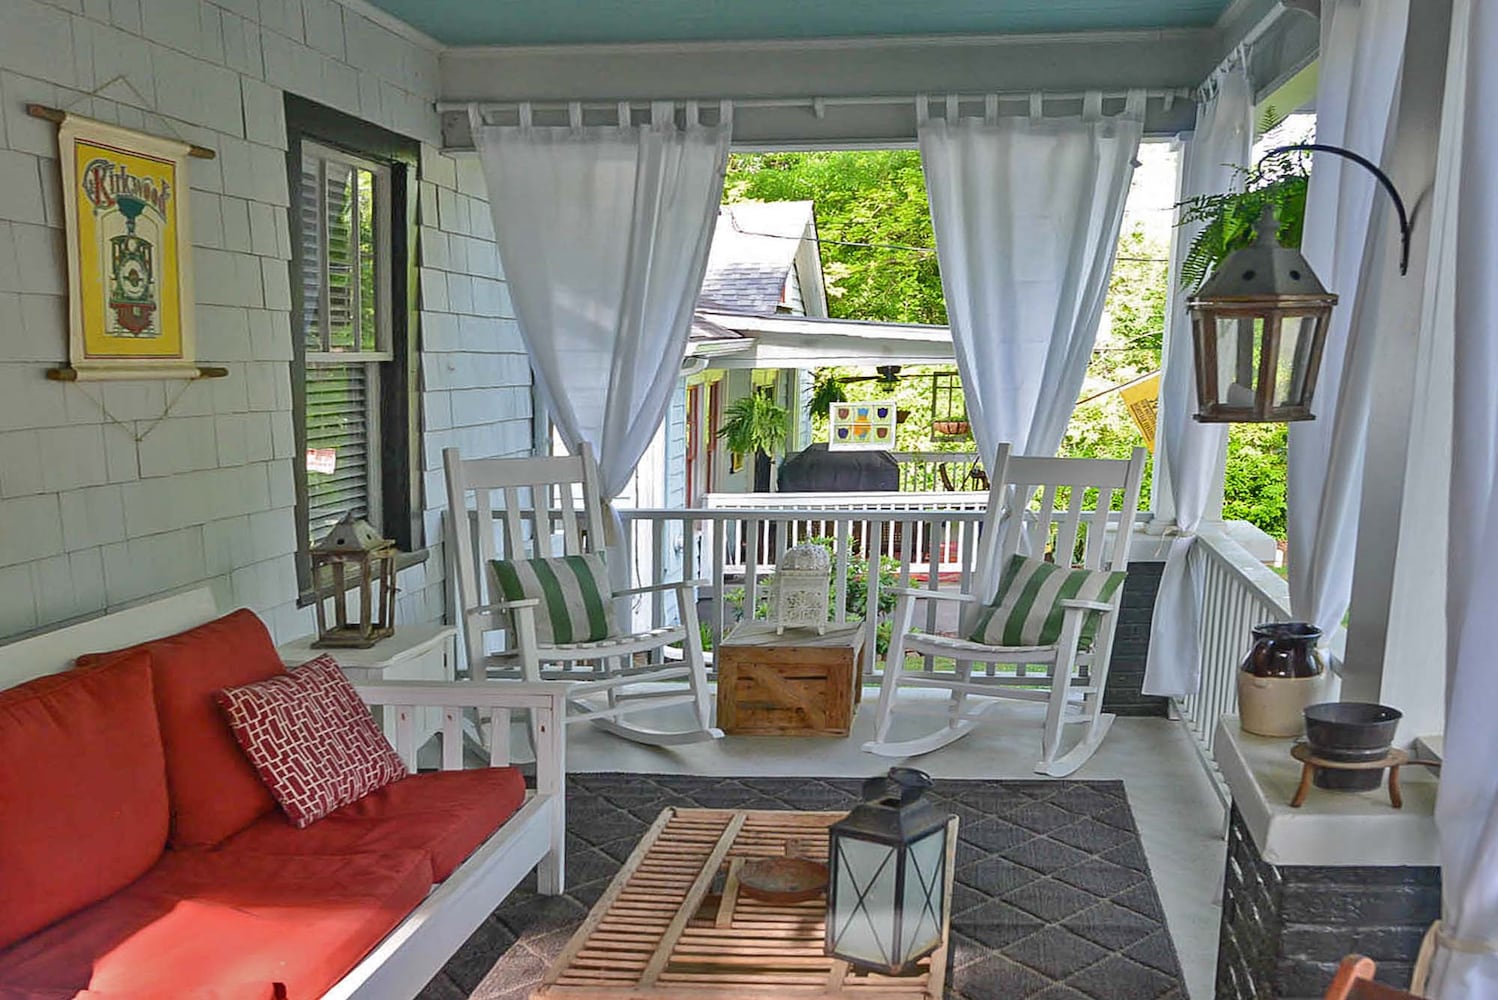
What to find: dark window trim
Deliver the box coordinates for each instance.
[284,95,422,600]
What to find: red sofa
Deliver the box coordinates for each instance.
[0,600,564,1000]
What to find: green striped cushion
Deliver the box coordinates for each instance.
[968,555,1126,648]
[489,553,618,645]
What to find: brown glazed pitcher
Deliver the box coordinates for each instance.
[1237,622,1327,737]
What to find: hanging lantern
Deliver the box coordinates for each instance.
[309,512,398,649]
[771,542,832,634]
[825,768,952,976]
[1189,206,1337,423]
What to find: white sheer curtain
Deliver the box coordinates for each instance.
[1286,0,1410,640]
[918,91,1145,467]
[1142,64,1251,698]
[1431,1,1498,995]
[471,101,731,502]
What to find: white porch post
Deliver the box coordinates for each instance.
[1338,1,1453,742]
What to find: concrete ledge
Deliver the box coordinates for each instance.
[1214,716,1439,867]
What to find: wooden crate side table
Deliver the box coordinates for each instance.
[277,623,456,750]
[534,807,958,1000]
[717,622,867,736]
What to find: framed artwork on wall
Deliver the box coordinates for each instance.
[828,401,897,450]
[56,115,199,380]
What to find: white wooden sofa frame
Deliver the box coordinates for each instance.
[0,587,566,1000]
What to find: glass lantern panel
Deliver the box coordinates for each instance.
[899,828,947,963]
[1214,316,1263,408]
[832,837,898,968]
[1273,314,1316,408]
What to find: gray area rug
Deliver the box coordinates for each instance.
[419,774,1185,1000]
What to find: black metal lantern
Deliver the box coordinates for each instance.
[825,768,952,975]
[1189,206,1337,423]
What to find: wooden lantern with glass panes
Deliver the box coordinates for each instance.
[310,512,397,649]
[1189,207,1337,423]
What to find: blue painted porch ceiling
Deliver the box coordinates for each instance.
[369,0,1235,48]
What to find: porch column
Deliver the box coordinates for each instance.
[1339,0,1453,742]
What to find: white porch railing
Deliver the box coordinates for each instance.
[890,451,986,493]
[1174,523,1293,807]
[621,497,992,668]
[619,495,1145,680]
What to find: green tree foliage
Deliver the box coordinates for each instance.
[1222,423,1288,538]
[724,151,946,324]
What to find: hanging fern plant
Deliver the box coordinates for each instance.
[718,392,790,459]
[1177,142,1311,293]
[807,369,847,420]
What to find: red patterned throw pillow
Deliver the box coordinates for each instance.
[217,655,407,828]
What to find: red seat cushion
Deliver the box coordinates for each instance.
[0,652,167,950]
[78,610,288,848]
[217,655,408,828]
[0,848,432,1000]
[224,767,527,880]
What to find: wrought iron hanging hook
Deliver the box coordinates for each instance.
[1259,142,1412,275]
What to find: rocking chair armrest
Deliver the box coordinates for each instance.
[613,579,709,598]
[470,597,541,616]
[1059,598,1116,613]
[887,587,978,604]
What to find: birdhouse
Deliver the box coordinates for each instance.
[771,542,833,634]
[310,512,397,649]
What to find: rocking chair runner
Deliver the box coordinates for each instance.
[863,443,1147,776]
[443,445,722,751]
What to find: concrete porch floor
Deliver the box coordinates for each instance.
[548,687,1227,1000]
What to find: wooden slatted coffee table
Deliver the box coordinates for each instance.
[532,807,957,999]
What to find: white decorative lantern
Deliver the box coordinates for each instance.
[771,542,832,634]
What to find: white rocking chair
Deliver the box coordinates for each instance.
[863,444,1146,776]
[444,445,722,751]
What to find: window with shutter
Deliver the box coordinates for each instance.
[295,141,392,549]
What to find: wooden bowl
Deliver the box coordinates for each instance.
[738,857,829,903]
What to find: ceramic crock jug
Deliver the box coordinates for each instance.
[1236,622,1326,737]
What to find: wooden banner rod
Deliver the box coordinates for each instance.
[26,104,218,159]
[46,365,229,382]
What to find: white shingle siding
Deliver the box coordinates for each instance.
[0,0,531,643]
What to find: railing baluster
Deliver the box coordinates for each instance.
[834,518,851,625]
[745,517,761,622]
[924,519,943,673]
[711,519,726,652]
[650,518,666,634]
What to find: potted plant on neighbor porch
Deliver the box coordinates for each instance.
[719,390,790,492]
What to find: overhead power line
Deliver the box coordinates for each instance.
[725,216,1169,264]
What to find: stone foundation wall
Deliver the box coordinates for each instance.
[1216,805,1440,999]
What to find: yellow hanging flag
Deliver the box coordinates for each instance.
[1119,374,1161,453]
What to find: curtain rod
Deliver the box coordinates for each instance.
[1197,2,1302,97]
[439,88,1193,119]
